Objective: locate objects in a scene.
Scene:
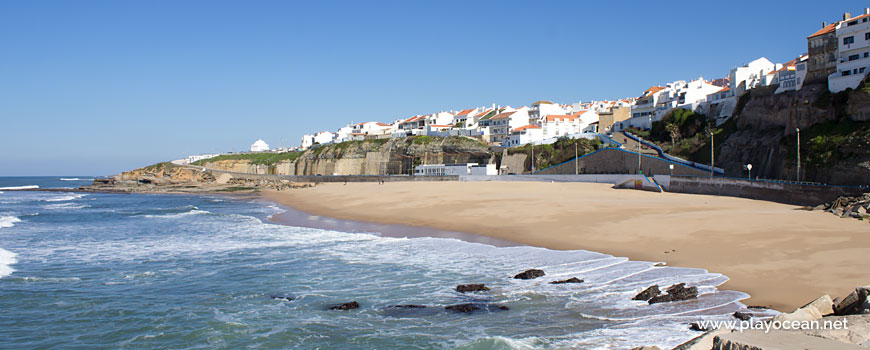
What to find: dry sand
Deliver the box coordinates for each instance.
[262,181,870,312]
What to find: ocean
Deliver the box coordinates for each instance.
[0,177,766,349]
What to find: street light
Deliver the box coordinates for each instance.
[796,128,801,182]
[746,163,752,180]
[669,163,674,176]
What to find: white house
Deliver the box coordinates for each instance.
[631,86,667,119]
[334,125,354,143]
[829,10,870,92]
[729,57,777,96]
[774,55,809,94]
[300,134,315,150]
[427,111,455,126]
[313,131,336,145]
[541,113,582,138]
[529,100,567,124]
[505,124,543,147]
[250,139,269,152]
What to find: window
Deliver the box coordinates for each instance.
[850,54,860,61]
[866,32,870,40]
[845,36,855,45]
[861,67,866,73]
[843,70,852,76]
[866,52,870,58]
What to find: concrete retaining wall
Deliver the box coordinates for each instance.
[668,176,869,206]
[534,148,711,177]
[460,174,650,184]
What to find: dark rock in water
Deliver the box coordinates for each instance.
[648,283,698,304]
[747,305,771,309]
[689,322,710,332]
[550,277,584,284]
[733,311,752,321]
[444,303,510,313]
[514,269,546,280]
[445,303,481,313]
[381,304,440,317]
[456,284,490,292]
[269,294,294,301]
[633,285,661,301]
[330,301,360,310]
[388,304,427,309]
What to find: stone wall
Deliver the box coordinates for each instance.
[535,148,711,177]
[667,176,869,206]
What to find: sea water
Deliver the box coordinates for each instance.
[0,177,767,349]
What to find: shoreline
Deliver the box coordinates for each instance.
[261,181,870,312]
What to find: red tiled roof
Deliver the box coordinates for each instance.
[808,23,837,38]
[545,114,580,122]
[512,124,541,132]
[491,111,516,120]
[375,122,390,126]
[455,108,475,116]
[402,115,424,123]
[644,86,666,95]
[473,109,492,118]
[428,124,451,128]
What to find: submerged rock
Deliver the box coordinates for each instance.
[388,304,427,309]
[514,269,545,280]
[330,301,360,310]
[456,284,490,293]
[648,283,698,304]
[689,322,710,332]
[633,285,661,301]
[269,294,295,301]
[445,303,481,313]
[550,277,584,284]
[733,311,752,321]
[444,303,509,313]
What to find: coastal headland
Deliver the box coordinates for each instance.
[262,181,870,312]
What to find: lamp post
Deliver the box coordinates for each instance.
[746,163,752,180]
[530,144,535,174]
[796,128,801,181]
[637,139,642,175]
[669,163,674,176]
[574,142,578,175]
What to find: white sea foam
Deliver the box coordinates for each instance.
[44,193,87,202]
[0,216,22,228]
[0,248,17,278]
[44,203,90,210]
[0,185,39,190]
[143,209,211,219]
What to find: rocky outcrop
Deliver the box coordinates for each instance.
[444,303,509,313]
[648,283,698,304]
[733,311,752,321]
[549,277,583,284]
[513,269,545,280]
[330,301,360,310]
[834,286,870,315]
[773,294,833,323]
[456,284,489,293]
[809,194,870,221]
[712,329,866,350]
[633,285,661,301]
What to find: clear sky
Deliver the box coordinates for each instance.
[0,0,862,175]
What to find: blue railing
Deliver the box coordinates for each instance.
[621,131,725,175]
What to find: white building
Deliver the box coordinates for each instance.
[505,124,543,147]
[542,113,583,138]
[313,131,336,145]
[529,100,567,124]
[300,134,315,150]
[414,163,497,176]
[250,139,269,152]
[480,107,529,144]
[729,57,777,96]
[774,55,809,94]
[829,10,870,92]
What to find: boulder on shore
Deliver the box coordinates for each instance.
[633,285,661,301]
[330,301,360,310]
[733,311,752,321]
[772,294,833,323]
[456,284,490,293]
[648,283,698,304]
[514,269,546,280]
[550,277,584,284]
[834,287,870,315]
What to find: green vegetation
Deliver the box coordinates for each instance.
[411,135,434,144]
[782,117,870,168]
[192,152,302,166]
[509,137,603,171]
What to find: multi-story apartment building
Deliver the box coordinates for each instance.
[807,21,839,83]
[829,10,870,92]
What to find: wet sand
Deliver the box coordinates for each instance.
[261,181,870,312]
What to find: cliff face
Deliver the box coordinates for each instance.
[717,83,870,185]
[118,162,215,184]
[199,136,494,176]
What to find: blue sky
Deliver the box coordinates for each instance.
[0,0,862,175]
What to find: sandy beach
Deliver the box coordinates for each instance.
[262,181,870,312]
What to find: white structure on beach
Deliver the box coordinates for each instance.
[250,139,270,152]
[414,163,497,176]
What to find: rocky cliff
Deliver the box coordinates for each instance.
[717,83,870,185]
[199,136,495,176]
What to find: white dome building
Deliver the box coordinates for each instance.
[250,139,269,152]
